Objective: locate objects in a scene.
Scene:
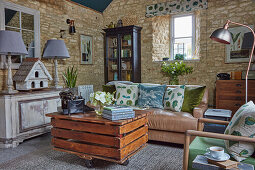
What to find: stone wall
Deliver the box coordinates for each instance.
[103,0,255,106]
[0,0,104,91]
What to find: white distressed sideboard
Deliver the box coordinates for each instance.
[0,89,61,148]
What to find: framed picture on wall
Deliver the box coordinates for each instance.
[226,25,254,63]
[80,35,93,64]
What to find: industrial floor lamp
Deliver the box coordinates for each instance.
[210,20,255,103]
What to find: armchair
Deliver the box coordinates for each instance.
[183,118,255,170]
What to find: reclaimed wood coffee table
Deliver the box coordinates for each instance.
[46,110,150,168]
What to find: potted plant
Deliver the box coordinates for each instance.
[90,91,115,115]
[161,61,193,85]
[123,35,131,45]
[62,65,78,94]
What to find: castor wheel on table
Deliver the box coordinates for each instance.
[121,159,129,166]
[84,159,93,168]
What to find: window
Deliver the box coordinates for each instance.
[40,81,43,88]
[171,14,195,60]
[35,71,39,77]
[0,0,40,69]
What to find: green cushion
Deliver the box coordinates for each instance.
[188,137,255,170]
[181,86,206,113]
[102,85,116,94]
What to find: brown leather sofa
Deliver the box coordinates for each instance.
[148,85,208,144]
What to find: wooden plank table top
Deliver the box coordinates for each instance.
[46,109,152,126]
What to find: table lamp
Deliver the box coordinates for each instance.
[210,20,255,103]
[0,30,28,94]
[43,39,70,88]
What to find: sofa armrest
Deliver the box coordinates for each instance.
[198,118,229,125]
[193,103,208,119]
[183,130,255,170]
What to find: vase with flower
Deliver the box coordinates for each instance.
[90,91,115,116]
[161,61,193,85]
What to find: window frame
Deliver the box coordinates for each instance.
[170,13,195,61]
[0,0,40,69]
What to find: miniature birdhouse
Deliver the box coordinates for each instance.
[13,58,53,91]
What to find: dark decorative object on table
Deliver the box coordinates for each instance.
[217,73,230,80]
[59,91,94,115]
[116,19,123,27]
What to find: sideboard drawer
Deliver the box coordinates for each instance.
[218,95,244,101]
[216,80,255,115]
[217,100,244,115]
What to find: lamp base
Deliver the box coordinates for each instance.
[1,89,19,94]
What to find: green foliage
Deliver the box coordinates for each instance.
[161,61,193,84]
[62,66,78,88]
[123,35,131,41]
[174,54,184,60]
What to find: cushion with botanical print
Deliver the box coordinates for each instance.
[224,101,255,162]
[164,85,185,112]
[115,83,139,106]
[138,84,166,109]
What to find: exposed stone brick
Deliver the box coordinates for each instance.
[103,0,255,106]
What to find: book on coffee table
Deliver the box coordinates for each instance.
[192,155,254,170]
[208,159,238,169]
[103,106,133,113]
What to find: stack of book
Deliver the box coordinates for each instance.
[103,106,135,121]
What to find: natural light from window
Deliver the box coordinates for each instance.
[171,15,194,60]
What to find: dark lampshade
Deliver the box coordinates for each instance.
[0,30,28,55]
[210,28,232,44]
[242,32,254,49]
[43,39,70,59]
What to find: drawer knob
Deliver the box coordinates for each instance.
[236,90,242,93]
[235,104,241,107]
[236,97,241,100]
[236,84,242,87]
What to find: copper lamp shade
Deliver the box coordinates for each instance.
[210,28,232,44]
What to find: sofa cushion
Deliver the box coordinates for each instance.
[224,101,255,162]
[164,85,185,112]
[182,86,206,113]
[148,108,198,133]
[138,84,166,109]
[115,83,139,106]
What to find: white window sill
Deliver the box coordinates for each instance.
[152,59,200,63]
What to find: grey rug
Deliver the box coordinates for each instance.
[0,133,183,170]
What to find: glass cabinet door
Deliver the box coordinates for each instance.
[106,36,118,81]
[120,34,132,81]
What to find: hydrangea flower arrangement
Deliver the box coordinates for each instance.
[90,91,115,115]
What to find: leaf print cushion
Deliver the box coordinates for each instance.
[164,85,185,112]
[138,84,166,109]
[115,83,139,106]
[224,101,255,162]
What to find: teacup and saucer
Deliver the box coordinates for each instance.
[204,146,230,161]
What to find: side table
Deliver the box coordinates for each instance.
[193,155,254,170]
[204,109,232,134]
